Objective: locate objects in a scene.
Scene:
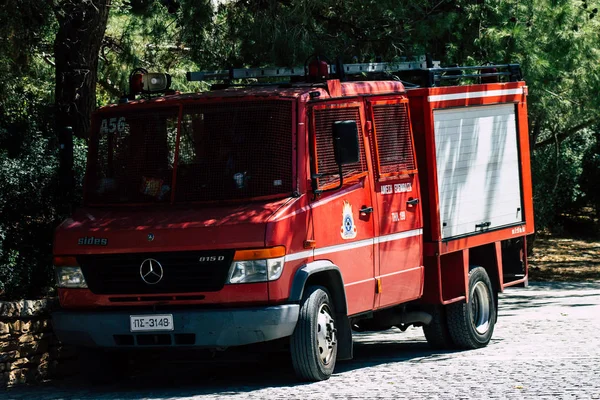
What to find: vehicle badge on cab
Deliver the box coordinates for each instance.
[340,201,357,240]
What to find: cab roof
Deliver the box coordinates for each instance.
[97,80,407,112]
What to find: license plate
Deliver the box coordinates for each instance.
[130,314,174,332]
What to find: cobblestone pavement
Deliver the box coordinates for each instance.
[6,281,600,400]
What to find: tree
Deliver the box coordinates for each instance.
[53,0,111,140]
[580,132,600,219]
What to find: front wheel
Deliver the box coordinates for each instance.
[446,266,496,349]
[290,286,338,381]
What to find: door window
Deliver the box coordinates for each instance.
[312,103,368,190]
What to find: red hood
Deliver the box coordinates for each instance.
[54,199,291,255]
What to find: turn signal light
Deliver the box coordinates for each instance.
[234,246,286,261]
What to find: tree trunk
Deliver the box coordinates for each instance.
[54,0,110,140]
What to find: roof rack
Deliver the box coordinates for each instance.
[423,64,522,87]
[186,55,440,82]
[186,57,522,88]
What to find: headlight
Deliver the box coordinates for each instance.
[55,266,88,288]
[226,247,285,284]
[54,257,88,288]
[228,260,267,284]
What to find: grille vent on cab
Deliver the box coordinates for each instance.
[176,101,293,202]
[371,103,416,178]
[313,106,367,188]
[87,108,179,204]
[78,250,235,295]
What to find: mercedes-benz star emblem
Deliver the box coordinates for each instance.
[140,258,164,285]
[147,233,155,242]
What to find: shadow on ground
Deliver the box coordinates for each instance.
[6,282,600,399]
[7,339,457,400]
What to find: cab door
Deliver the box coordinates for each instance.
[366,98,424,309]
[308,101,377,316]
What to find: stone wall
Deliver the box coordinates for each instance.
[0,299,78,388]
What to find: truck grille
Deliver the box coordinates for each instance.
[77,250,235,295]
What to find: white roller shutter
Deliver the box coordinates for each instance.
[433,104,523,239]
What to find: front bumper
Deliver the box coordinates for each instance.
[52,305,299,348]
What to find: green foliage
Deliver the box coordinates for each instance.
[97,0,213,103]
[0,1,55,77]
[532,130,595,230]
[0,80,56,298]
[200,0,452,66]
[0,74,88,298]
[0,2,58,298]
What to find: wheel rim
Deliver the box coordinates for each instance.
[471,281,491,335]
[316,303,336,365]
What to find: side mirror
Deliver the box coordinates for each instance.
[332,121,360,165]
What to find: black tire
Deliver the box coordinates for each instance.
[446,266,496,349]
[77,347,129,385]
[422,305,454,349]
[290,286,338,381]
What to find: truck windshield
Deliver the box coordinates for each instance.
[85,100,293,204]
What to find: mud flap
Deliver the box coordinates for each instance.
[336,314,353,360]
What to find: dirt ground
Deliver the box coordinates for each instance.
[528,209,600,282]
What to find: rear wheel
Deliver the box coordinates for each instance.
[446,266,496,349]
[290,286,338,381]
[423,305,454,349]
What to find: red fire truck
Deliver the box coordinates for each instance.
[52,57,533,382]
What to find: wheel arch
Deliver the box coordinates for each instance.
[469,243,502,294]
[437,245,501,305]
[289,260,353,360]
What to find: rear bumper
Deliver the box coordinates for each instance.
[52,305,299,348]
